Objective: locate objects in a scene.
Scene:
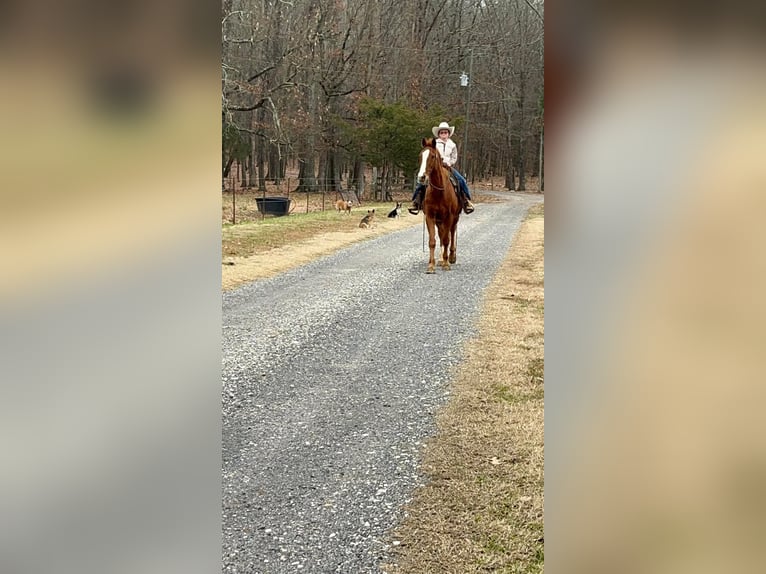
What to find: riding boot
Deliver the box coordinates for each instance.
[408,187,425,215]
[458,190,475,214]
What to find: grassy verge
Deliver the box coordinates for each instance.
[221,201,424,290]
[384,203,544,574]
[221,190,511,259]
[222,201,402,258]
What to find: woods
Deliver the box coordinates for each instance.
[222,0,544,197]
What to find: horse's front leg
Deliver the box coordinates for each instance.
[426,218,437,274]
[439,225,451,270]
[449,225,457,264]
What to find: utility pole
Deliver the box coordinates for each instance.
[461,49,474,181]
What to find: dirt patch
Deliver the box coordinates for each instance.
[384,204,544,573]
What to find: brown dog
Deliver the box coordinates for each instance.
[336,199,353,214]
[358,209,376,228]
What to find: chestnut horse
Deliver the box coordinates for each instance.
[416,137,462,273]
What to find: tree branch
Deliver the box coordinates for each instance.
[319,83,368,100]
[247,65,276,83]
[522,0,544,24]
[227,98,268,112]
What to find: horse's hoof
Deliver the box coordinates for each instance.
[426,266,435,274]
[444,263,451,271]
[449,255,456,264]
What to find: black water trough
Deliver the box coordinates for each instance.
[255,196,292,216]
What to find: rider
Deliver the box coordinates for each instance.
[408,121,475,215]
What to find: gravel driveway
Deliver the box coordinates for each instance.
[222,194,542,573]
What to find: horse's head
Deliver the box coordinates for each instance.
[417,138,440,183]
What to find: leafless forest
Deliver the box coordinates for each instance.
[222,0,543,197]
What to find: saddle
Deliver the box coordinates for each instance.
[446,169,462,203]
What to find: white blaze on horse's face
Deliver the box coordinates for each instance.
[417,148,429,182]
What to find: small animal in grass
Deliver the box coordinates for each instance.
[336,199,353,214]
[387,202,402,219]
[359,209,376,228]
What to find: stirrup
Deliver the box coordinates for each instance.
[407,202,420,215]
[463,200,475,214]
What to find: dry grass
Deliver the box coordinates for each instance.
[223,207,370,256]
[384,203,544,574]
[221,202,422,290]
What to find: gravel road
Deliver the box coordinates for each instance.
[222,194,542,574]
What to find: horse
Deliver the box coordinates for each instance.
[416,137,462,273]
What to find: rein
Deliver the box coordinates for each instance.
[427,180,445,191]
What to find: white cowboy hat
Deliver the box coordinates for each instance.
[432,121,455,138]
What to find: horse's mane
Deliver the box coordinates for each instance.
[421,137,449,187]
[422,137,441,157]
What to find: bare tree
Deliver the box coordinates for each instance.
[222,0,545,192]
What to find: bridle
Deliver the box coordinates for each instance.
[420,149,448,192]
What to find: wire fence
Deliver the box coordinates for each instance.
[221,176,415,225]
[221,172,539,225]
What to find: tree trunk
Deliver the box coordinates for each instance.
[334,153,343,192]
[505,111,514,190]
[516,84,527,191]
[296,158,318,193]
[247,134,256,188]
[223,156,234,179]
[380,163,391,201]
[296,83,319,194]
[505,162,514,191]
[404,171,415,196]
[517,135,526,191]
[317,153,328,191]
[352,158,365,201]
[268,145,285,184]
[278,147,287,182]
[257,136,266,192]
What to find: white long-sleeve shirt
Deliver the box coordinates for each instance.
[436,138,458,168]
